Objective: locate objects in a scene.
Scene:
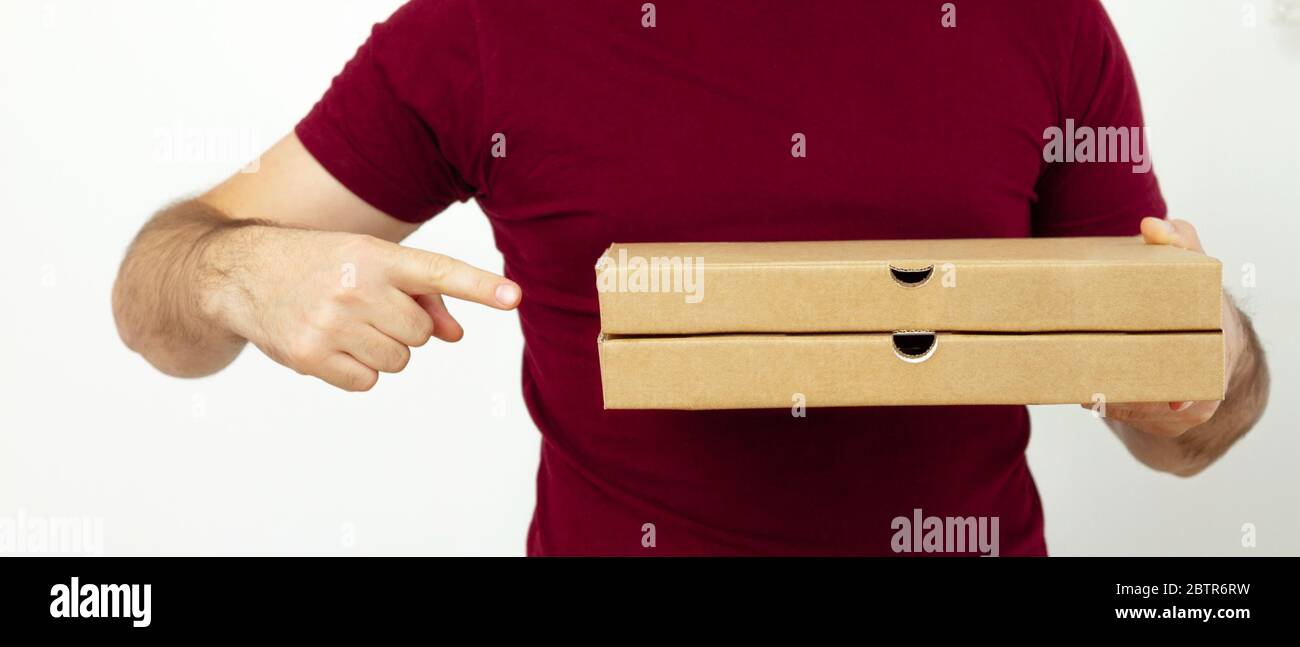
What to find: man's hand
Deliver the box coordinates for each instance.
[206,225,520,392]
[1096,218,1242,436]
[1087,217,1269,476]
[113,133,520,391]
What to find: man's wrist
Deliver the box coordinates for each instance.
[195,221,273,344]
[1221,292,1249,389]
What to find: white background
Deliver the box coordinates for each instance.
[1,0,1296,556]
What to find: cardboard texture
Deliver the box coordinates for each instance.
[597,237,1221,334]
[597,332,1225,409]
[594,236,1225,410]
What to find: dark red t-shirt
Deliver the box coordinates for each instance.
[296,0,1165,555]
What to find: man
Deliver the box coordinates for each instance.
[112,0,1269,555]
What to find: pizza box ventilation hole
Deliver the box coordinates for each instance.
[889,264,934,287]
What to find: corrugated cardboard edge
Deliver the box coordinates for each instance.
[597,332,610,408]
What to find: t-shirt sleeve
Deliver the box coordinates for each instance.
[1031,0,1166,237]
[295,0,483,224]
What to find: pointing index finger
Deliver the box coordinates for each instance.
[390,246,521,309]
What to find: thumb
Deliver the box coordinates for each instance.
[1140,217,1205,253]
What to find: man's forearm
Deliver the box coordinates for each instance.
[112,200,267,377]
[1109,302,1270,477]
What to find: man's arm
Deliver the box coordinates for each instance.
[112,200,268,377]
[1096,218,1271,477]
[112,134,521,390]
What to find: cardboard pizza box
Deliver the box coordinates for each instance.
[594,236,1224,410]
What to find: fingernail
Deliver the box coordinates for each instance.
[495,284,520,306]
[1163,220,1186,244]
[1170,401,1194,411]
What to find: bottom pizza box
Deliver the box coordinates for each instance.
[597,331,1224,409]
